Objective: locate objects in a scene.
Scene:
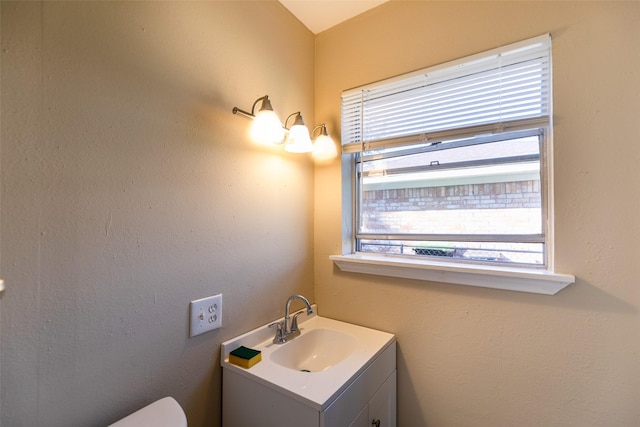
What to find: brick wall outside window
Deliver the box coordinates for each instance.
[361,180,541,235]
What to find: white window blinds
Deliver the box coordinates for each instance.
[341,34,551,153]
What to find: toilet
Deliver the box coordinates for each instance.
[109,397,187,427]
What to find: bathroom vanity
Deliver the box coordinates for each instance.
[221,309,396,426]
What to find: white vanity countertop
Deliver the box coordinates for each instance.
[220,309,396,410]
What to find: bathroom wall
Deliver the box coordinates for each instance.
[1,2,314,426]
[0,2,3,422]
[314,1,640,426]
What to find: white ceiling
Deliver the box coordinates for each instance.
[279,0,388,34]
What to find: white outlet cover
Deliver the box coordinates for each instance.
[190,294,222,337]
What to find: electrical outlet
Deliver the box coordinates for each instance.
[189,294,222,337]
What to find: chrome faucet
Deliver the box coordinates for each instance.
[269,294,313,344]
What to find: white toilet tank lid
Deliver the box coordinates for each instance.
[109,397,187,427]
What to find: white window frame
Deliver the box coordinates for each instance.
[331,34,574,295]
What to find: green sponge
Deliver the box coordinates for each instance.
[229,346,262,369]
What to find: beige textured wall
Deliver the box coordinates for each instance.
[1,2,314,426]
[314,1,640,426]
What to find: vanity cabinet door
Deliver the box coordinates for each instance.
[347,371,397,427]
[348,405,369,427]
[368,372,396,427]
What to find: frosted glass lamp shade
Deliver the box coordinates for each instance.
[312,133,338,162]
[284,113,313,153]
[250,109,285,145]
[285,125,313,153]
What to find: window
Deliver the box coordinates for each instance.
[333,34,574,293]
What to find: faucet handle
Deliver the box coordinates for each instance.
[291,312,304,333]
[269,321,286,344]
[268,321,283,332]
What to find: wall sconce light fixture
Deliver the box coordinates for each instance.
[232,95,284,145]
[233,95,338,161]
[311,123,338,162]
[283,112,313,153]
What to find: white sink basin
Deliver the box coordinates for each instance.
[270,328,357,372]
[221,307,395,409]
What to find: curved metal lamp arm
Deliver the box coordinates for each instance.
[311,123,328,138]
[232,95,270,119]
[283,111,304,130]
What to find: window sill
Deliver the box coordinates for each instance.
[329,254,574,295]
